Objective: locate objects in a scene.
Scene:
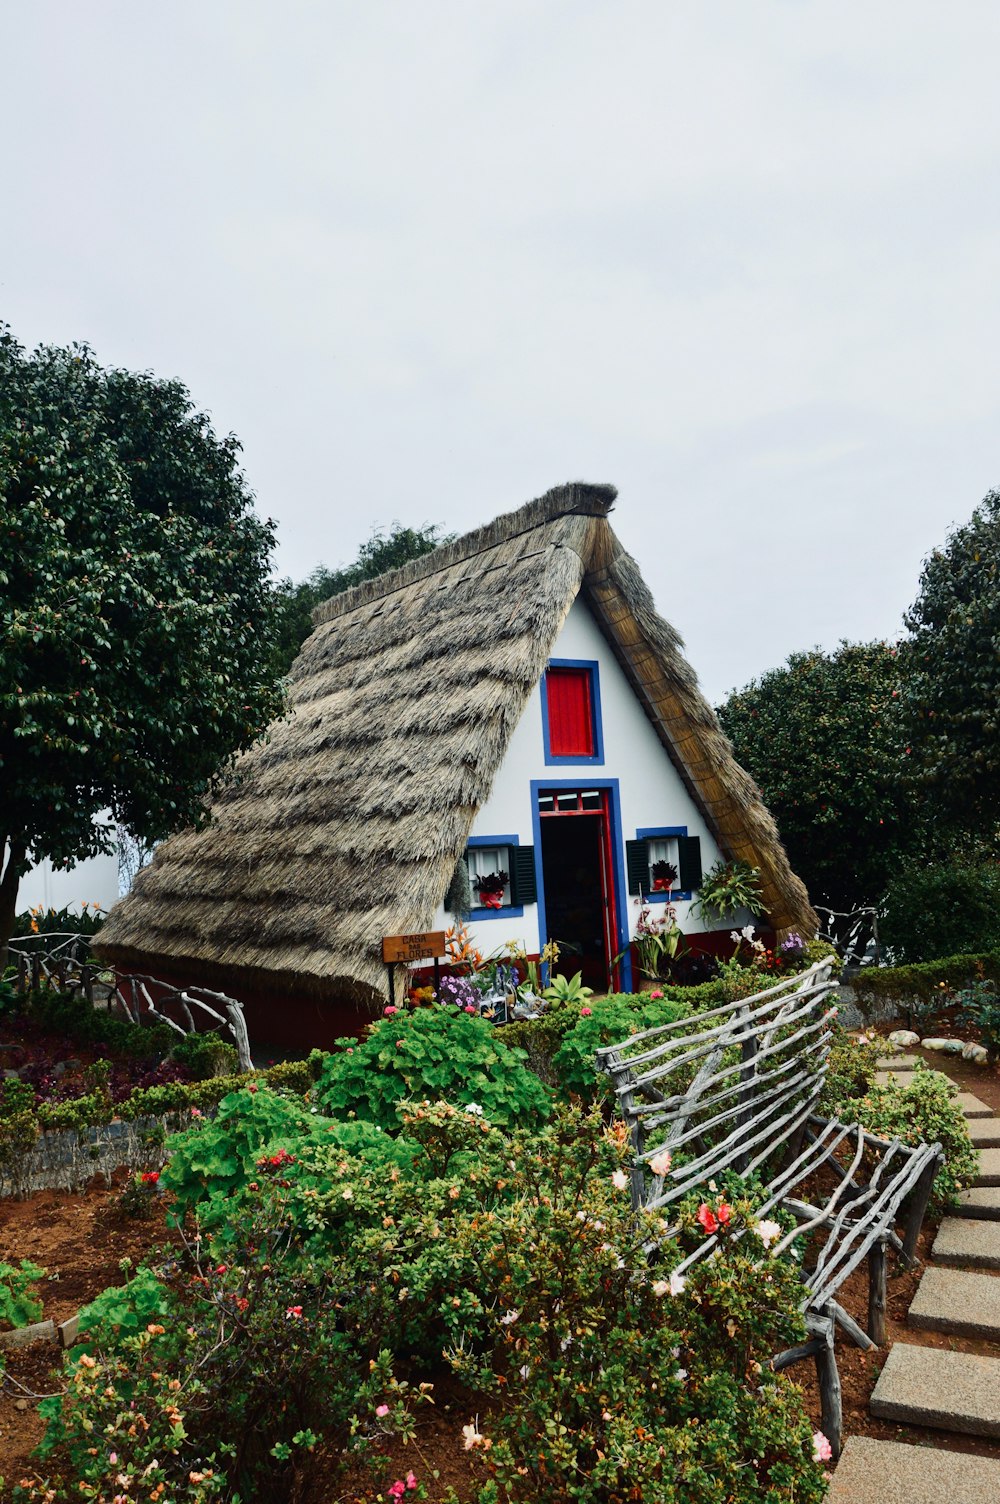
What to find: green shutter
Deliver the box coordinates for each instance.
[678,836,703,893]
[509,846,537,905]
[626,838,650,896]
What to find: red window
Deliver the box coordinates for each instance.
[545,667,595,757]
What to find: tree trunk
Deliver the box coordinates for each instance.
[0,838,27,972]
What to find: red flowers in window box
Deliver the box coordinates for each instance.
[475,871,509,909]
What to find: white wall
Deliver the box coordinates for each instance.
[17,841,120,919]
[433,596,740,962]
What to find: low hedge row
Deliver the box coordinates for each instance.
[851,951,1000,1011]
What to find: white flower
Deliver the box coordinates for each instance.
[499,1308,520,1326]
[576,1210,588,1222]
[464,1102,484,1115]
[611,1169,629,1191]
[652,1279,671,1297]
[462,1421,488,1451]
[675,1367,688,1382]
[755,1218,782,1249]
[649,1149,672,1177]
[519,1364,531,1380]
[669,1271,687,1296]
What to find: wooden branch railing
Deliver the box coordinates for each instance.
[6,933,253,1073]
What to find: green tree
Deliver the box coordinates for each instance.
[718,642,911,910]
[269,522,451,677]
[0,329,285,952]
[902,490,1000,836]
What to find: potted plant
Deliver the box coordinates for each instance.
[474,870,509,910]
[651,859,678,894]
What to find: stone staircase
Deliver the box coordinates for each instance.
[828,1063,1000,1502]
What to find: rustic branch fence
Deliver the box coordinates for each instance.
[6,932,252,1073]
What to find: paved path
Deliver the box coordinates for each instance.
[829,1062,1000,1503]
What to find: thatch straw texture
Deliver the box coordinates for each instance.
[96,481,816,1006]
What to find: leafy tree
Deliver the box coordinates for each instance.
[0,329,284,953]
[269,522,451,677]
[718,642,911,910]
[902,490,1000,836]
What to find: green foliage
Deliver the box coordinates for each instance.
[851,950,1000,1014]
[160,1085,319,1221]
[880,855,1000,962]
[839,1065,978,1211]
[551,993,691,1102]
[11,902,106,943]
[312,1005,552,1131]
[719,642,910,907]
[694,859,764,921]
[268,522,451,677]
[21,983,176,1058]
[0,326,285,947]
[956,970,1000,1061]
[78,1264,173,1349]
[541,969,594,1004]
[817,1027,882,1116]
[902,490,1000,832]
[0,1259,46,1329]
[169,1030,240,1081]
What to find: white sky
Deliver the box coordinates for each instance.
[3,1,999,703]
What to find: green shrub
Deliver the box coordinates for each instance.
[311,1005,552,1131]
[818,1028,882,1116]
[956,970,1000,1060]
[169,1031,240,1080]
[851,951,1000,1019]
[0,1260,46,1329]
[881,857,1000,963]
[848,1065,978,1210]
[23,984,175,1059]
[551,993,692,1102]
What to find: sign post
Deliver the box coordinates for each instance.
[381,931,447,1007]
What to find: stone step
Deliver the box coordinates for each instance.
[956,1187,1000,1221]
[974,1148,1000,1187]
[876,1054,920,1070]
[933,1217,1000,1269]
[968,1118,1000,1149]
[827,1435,1000,1504]
[870,1342,1000,1437]
[956,1091,993,1119]
[909,1265,1000,1341]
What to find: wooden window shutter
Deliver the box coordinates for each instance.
[677,836,703,892]
[546,667,595,757]
[509,846,536,905]
[626,838,650,895]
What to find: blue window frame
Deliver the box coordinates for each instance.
[636,825,694,902]
[530,777,632,992]
[540,659,605,766]
[466,834,524,920]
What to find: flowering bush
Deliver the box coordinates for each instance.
[311,1005,552,1132]
[550,993,691,1102]
[841,1064,978,1211]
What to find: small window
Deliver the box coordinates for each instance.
[542,660,604,764]
[467,845,512,909]
[626,830,703,900]
[647,835,680,893]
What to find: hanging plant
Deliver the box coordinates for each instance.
[475,870,509,909]
[445,858,472,921]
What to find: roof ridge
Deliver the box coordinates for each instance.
[311,480,617,627]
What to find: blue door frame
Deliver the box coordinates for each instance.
[529,777,633,993]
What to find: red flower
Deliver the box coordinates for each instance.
[697,1203,718,1235]
[716,1200,733,1227]
[140,1171,159,1185]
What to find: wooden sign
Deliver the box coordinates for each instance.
[382,931,446,965]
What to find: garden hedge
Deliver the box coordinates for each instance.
[851,951,1000,1012]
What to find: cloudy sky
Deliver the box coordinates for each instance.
[4,1,999,703]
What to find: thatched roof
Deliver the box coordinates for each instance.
[95,482,817,1004]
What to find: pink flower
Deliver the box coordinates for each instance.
[812,1431,833,1462]
[406,1473,418,1491]
[285,1304,304,1319]
[375,1403,390,1417]
[389,1483,406,1501]
[580,1006,592,1016]
[464,1003,477,1013]
[649,1149,672,1177]
[611,1169,629,1191]
[384,1004,399,1015]
[189,1106,203,1118]
[650,990,664,999]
